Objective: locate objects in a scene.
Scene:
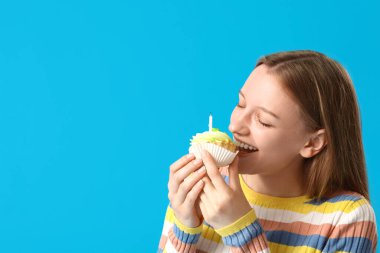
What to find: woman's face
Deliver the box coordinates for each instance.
[229,65,311,175]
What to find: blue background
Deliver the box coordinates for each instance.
[0,1,379,252]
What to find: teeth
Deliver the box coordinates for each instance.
[234,139,257,151]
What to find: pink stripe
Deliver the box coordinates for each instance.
[168,228,197,253]
[158,235,168,250]
[260,219,376,242]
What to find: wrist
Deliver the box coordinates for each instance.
[215,209,256,237]
[176,215,202,228]
[173,214,203,235]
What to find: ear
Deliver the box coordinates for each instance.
[299,129,327,158]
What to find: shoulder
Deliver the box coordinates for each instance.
[307,191,375,222]
[307,191,368,206]
[337,192,376,224]
[317,192,378,252]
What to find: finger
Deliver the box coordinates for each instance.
[184,164,206,182]
[175,158,204,184]
[202,176,213,192]
[201,150,229,191]
[176,166,207,204]
[183,179,205,208]
[201,176,216,202]
[169,153,195,176]
[228,155,241,191]
[169,158,204,193]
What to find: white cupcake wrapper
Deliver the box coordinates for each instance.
[189,143,238,167]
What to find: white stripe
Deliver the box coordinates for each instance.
[216,243,231,253]
[161,204,375,252]
[164,238,179,253]
[162,221,173,237]
[252,202,375,226]
[197,236,226,252]
[257,249,271,253]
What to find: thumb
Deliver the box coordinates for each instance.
[228,155,241,191]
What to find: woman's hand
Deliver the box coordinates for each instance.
[199,150,252,230]
[168,153,207,228]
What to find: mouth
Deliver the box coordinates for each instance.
[233,137,259,154]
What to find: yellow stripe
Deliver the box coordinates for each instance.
[215,209,256,237]
[165,206,222,243]
[165,206,203,234]
[240,175,369,214]
[201,224,222,243]
[164,206,175,223]
[173,215,203,235]
[268,242,322,253]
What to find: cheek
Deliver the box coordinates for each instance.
[265,132,305,160]
[257,129,300,157]
[237,129,306,174]
[258,133,284,153]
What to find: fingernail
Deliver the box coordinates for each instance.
[201,149,207,158]
[187,153,194,159]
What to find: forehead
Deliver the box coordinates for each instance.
[241,65,302,120]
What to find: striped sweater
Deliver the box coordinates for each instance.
[158,174,377,253]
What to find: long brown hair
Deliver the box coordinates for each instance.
[255,50,369,200]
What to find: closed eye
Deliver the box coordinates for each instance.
[259,120,271,127]
[255,114,272,128]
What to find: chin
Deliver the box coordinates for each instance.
[237,161,254,174]
[237,157,265,175]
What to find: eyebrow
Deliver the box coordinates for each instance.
[239,90,281,120]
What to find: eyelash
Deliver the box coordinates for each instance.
[236,103,272,128]
[258,119,272,128]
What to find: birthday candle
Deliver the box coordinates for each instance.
[209,113,212,131]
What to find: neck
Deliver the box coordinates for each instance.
[243,161,306,198]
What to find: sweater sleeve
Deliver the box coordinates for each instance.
[157,204,203,253]
[322,198,378,253]
[215,208,271,253]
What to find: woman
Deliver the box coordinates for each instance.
[158,50,377,252]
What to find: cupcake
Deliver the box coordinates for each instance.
[189,128,238,167]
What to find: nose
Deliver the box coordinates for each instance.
[228,111,250,136]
